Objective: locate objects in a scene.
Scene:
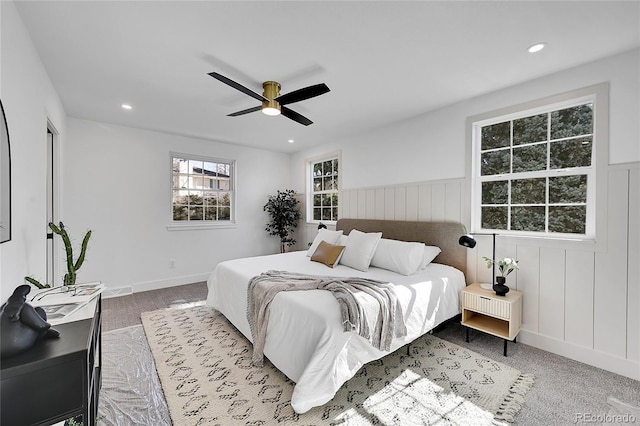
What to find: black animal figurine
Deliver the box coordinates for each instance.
[1,285,60,358]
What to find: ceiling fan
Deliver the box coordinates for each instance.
[208,72,330,126]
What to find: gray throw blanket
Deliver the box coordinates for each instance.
[247,270,407,367]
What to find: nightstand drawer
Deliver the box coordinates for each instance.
[463,292,511,319]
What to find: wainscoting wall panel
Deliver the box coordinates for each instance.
[417,185,432,221]
[515,245,541,334]
[445,182,462,223]
[628,167,639,361]
[340,178,466,223]
[370,189,380,219]
[406,185,419,221]
[538,247,566,341]
[565,250,595,349]
[306,164,639,379]
[594,168,630,359]
[384,188,395,219]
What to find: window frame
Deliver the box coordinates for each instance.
[306,152,341,225]
[167,152,237,231]
[467,83,609,246]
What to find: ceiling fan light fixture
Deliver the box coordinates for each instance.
[262,81,282,116]
[208,72,328,126]
[262,104,281,116]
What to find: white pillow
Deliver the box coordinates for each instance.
[339,229,382,272]
[370,238,425,275]
[419,245,442,269]
[306,229,343,256]
[336,234,348,246]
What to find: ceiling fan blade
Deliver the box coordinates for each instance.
[275,83,330,106]
[228,105,262,117]
[208,72,267,102]
[282,106,313,126]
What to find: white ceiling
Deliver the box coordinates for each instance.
[13,1,640,153]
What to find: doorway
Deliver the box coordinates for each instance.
[46,126,57,285]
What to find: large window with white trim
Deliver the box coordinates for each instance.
[471,88,605,239]
[308,156,339,223]
[171,154,235,223]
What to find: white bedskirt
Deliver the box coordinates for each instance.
[206,250,465,413]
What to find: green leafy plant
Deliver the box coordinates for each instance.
[482,256,519,277]
[63,414,104,426]
[64,415,83,426]
[25,222,92,288]
[263,189,301,253]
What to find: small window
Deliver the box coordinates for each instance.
[171,154,235,223]
[308,156,339,223]
[472,98,597,238]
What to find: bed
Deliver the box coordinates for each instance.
[206,219,468,413]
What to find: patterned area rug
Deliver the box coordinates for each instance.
[141,305,534,425]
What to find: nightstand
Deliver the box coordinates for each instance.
[1,295,102,426]
[461,282,522,356]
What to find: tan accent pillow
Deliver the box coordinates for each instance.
[306,229,343,256]
[311,240,346,268]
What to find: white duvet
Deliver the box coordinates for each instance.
[206,250,465,413]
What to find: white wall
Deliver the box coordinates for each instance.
[0,1,291,299]
[62,119,290,294]
[291,49,639,191]
[0,2,67,302]
[291,49,640,380]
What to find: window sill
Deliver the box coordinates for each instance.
[166,222,237,231]
[478,233,601,251]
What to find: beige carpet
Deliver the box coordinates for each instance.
[141,305,534,425]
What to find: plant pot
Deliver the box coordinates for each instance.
[493,276,510,296]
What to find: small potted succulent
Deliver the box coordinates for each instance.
[25,222,91,288]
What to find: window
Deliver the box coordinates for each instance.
[308,156,340,223]
[171,154,235,223]
[471,87,606,240]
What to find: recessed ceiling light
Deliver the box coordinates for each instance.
[527,42,547,53]
[288,139,295,144]
[121,104,133,110]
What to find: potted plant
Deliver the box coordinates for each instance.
[25,222,91,288]
[482,256,519,296]
[263,189,301,253]
[23,222,92,426]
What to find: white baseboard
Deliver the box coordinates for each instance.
[519,329,640,381]
[102,273,209,299]
[132,273,209,293]
[103,286,132,298]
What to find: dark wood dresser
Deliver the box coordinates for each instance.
[1,295,102,426]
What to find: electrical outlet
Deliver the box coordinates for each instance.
[169,259,175,268]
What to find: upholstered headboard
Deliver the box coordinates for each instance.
[335,219,468,275]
